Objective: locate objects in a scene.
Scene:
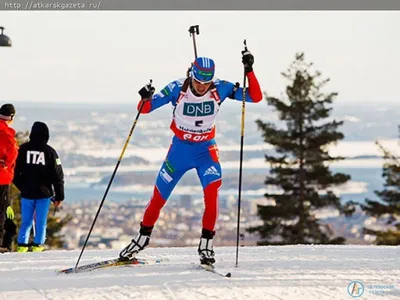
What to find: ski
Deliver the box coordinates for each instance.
[57,257,161,275]
[200,264,231,278]
[58,257,231,278]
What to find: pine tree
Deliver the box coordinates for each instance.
[361,140,400,245]
[248,53,355,245]
[9,131,73,250]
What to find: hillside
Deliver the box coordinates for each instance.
[0,245,399,299]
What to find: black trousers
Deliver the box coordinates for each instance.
[2,218,17,249]
[0,185,10,245]
[0,185,17,249]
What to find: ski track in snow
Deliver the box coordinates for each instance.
[0,245,399,300]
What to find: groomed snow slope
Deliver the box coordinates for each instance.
[0,245,399,300]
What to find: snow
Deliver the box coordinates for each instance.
[328,139,399,158]
[343,115,361,123]
[74,139,400,163]
[1,245,399,300]
[91,180,367,197]
[62,158,387,176]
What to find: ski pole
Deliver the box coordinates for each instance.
[74,80,153,269]
[186,25,200,77]
[236,40,248,268]
[189,25,200,59]
[51,197,58,217]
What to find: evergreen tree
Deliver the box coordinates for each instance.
[361,140,400,245]
[9,131,72,250]
[248,53,355,245]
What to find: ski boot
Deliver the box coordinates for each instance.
[119,223,153,261]
[198,229,216,266]
[32,244,45,252]
[17,244,29,253]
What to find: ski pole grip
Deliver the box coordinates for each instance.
[189,25,200,35]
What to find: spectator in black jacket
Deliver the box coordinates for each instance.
[13,121,64,252]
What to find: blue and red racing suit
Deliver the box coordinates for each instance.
[137,71,262,232]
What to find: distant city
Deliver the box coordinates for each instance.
[58,194,374,251]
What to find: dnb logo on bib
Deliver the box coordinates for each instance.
[183,101,214,117]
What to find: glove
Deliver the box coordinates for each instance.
[51,197,62,208]
[6,206,14,220]
[242,50,254,73]
[138,83,155,101]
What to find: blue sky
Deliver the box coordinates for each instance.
[0,11,399,104]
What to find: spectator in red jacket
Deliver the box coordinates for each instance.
[0,104,18,253]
